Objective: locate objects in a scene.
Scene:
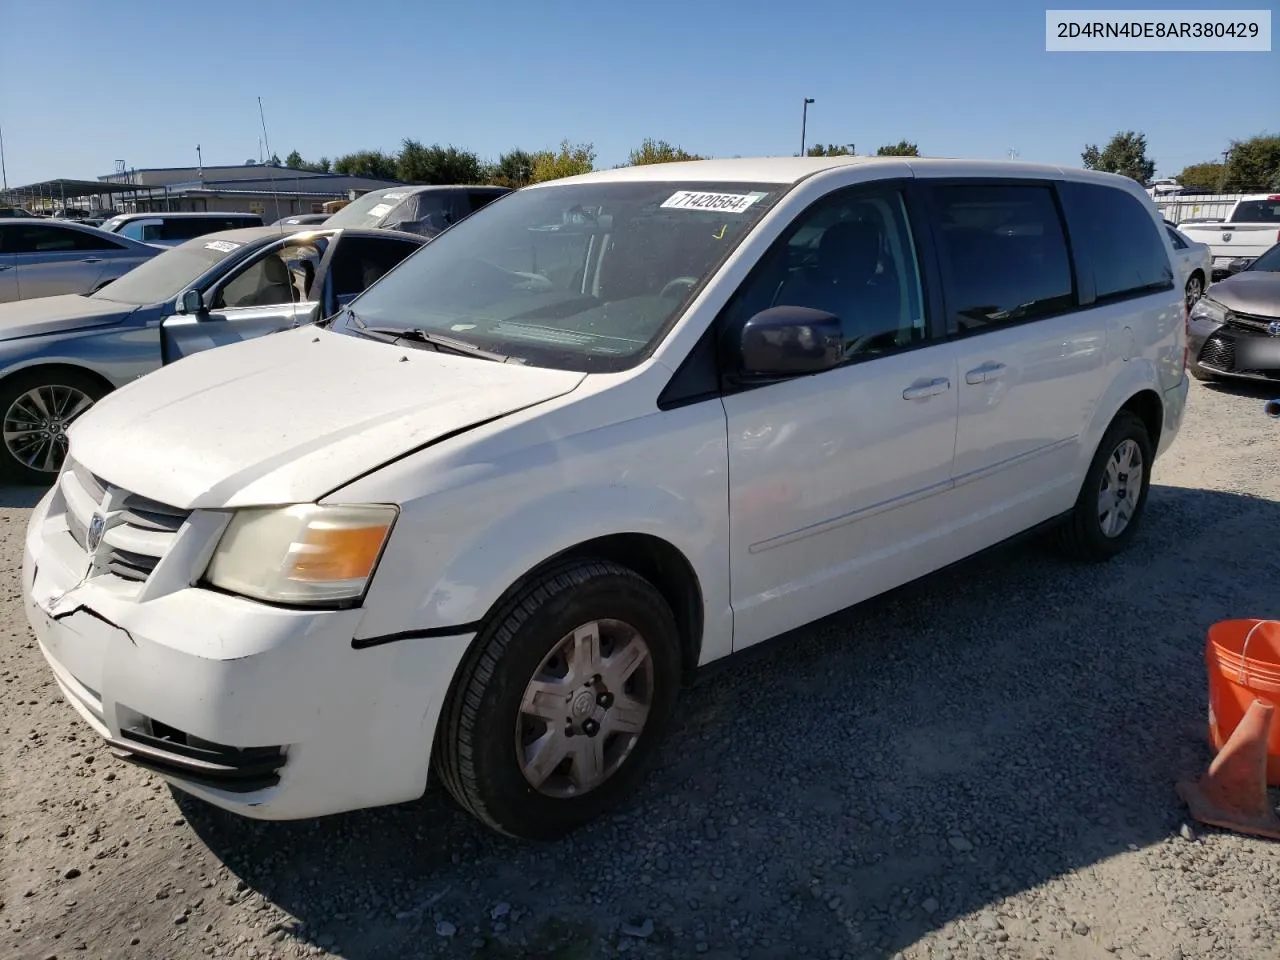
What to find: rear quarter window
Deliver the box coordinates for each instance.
[1058,182,1174,302]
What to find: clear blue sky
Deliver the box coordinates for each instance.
[1,0,1275,186]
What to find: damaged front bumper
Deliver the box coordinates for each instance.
[22,482,454,820]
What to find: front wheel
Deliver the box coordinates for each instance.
[1056,411,1154,561]
[435,559,682,839]
[0,369,106,485]
[1185,272,1204,310]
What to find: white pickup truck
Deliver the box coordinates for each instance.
[1179,194,1280,278]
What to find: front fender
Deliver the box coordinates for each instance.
[354,481,732,663]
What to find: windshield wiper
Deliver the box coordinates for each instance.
[362,325,511,362]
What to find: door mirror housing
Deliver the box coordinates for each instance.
[735,306,844,380]
[177,289,204,315]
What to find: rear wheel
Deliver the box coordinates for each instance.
[0,369,106,485]
[435,559,682,839]
[1057,411,1154,561]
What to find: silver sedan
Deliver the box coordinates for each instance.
[0,219,160,303]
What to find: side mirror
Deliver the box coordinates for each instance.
[736,306,844,380]
[178,289,203,315]
[1227,257,1252,275]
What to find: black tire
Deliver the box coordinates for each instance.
[435,558,681,840]
[0,368,108,485]
[1184,271,1204,310]
[1189,363,1218,383]
[1057,411,1154,562]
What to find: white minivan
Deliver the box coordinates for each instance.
[24,158,1188,839]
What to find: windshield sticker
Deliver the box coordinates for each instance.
[366,203,394,219]
[381,191,408,201]
[661,190,766,213]
[204,240,241,253]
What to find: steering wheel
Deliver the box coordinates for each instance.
[659,276,699,299]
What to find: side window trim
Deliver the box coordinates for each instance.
[920,177,1082,341]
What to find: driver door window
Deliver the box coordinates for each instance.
[735,187,927,361]
[214,240,322,310]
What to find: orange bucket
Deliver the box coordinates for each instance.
[1206,619,1280,786]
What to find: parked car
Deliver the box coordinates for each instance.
[323,184,510,237]
[1187,240,1280,382]
[1178,194,1280,279]
[1164,220,1212,307]
[0,218,161,303]
[0,206,34,218]
[99,212,264,247]
[274,214,330,226]
[23,157,1187,838]
[0,224,424,482]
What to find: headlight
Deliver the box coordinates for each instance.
[1190,297,1229,325]
[205,503,397,606]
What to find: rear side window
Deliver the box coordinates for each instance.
[930,183,1075,333]
[1059,182,1173,301]
[329,236,421,298]
[5,223,125,253]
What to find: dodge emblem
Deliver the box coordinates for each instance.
[1269,321,1280,338]
[86,513,105,552]
[1222,232,1232,242]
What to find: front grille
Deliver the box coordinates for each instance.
[1198,334,1235,371]
[1228,312,1279,335]
[60,460,192,584]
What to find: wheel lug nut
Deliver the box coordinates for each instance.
[597,691,614,708]
[582,719,600,737]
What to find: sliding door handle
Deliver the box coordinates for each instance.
[965,361,1007,385]
[902,377,951,401]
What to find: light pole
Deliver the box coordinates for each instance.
[800,98,815,156]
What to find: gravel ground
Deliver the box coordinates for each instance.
[4,378,1280,960]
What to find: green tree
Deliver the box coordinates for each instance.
[625,138,704,165]
[1222,134,1280,192]
[875,140,919,157]
[285,150,305,169]
[333,150,398,180]
[805,143,855,157]
[530,141,596,183]
[268,153,281,166]
[491,149,536,188]
[396,140,483,184]
[1080,131,1154,184]
[1176,161,1226,191]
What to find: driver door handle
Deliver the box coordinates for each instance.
[0,265,10,272]
[902,377,950,401]
[79,257,103,264]
[965,361,1007,385]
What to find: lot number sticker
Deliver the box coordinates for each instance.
[204,240,241,253]
[661,191,765,213]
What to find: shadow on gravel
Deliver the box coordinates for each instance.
[180,484,1280,960]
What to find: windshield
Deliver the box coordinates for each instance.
[1248,243,1280,272]
[336,180,783,372]
[90,236,248,305]
[324,188,414,229]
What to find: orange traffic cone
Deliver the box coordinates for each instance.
[1177,697,1280,840]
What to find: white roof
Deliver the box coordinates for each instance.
[531,155,1127,188]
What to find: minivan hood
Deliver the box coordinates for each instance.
[0,294,135,342]
[69,327,586,509]
[1208,272,1280,317]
